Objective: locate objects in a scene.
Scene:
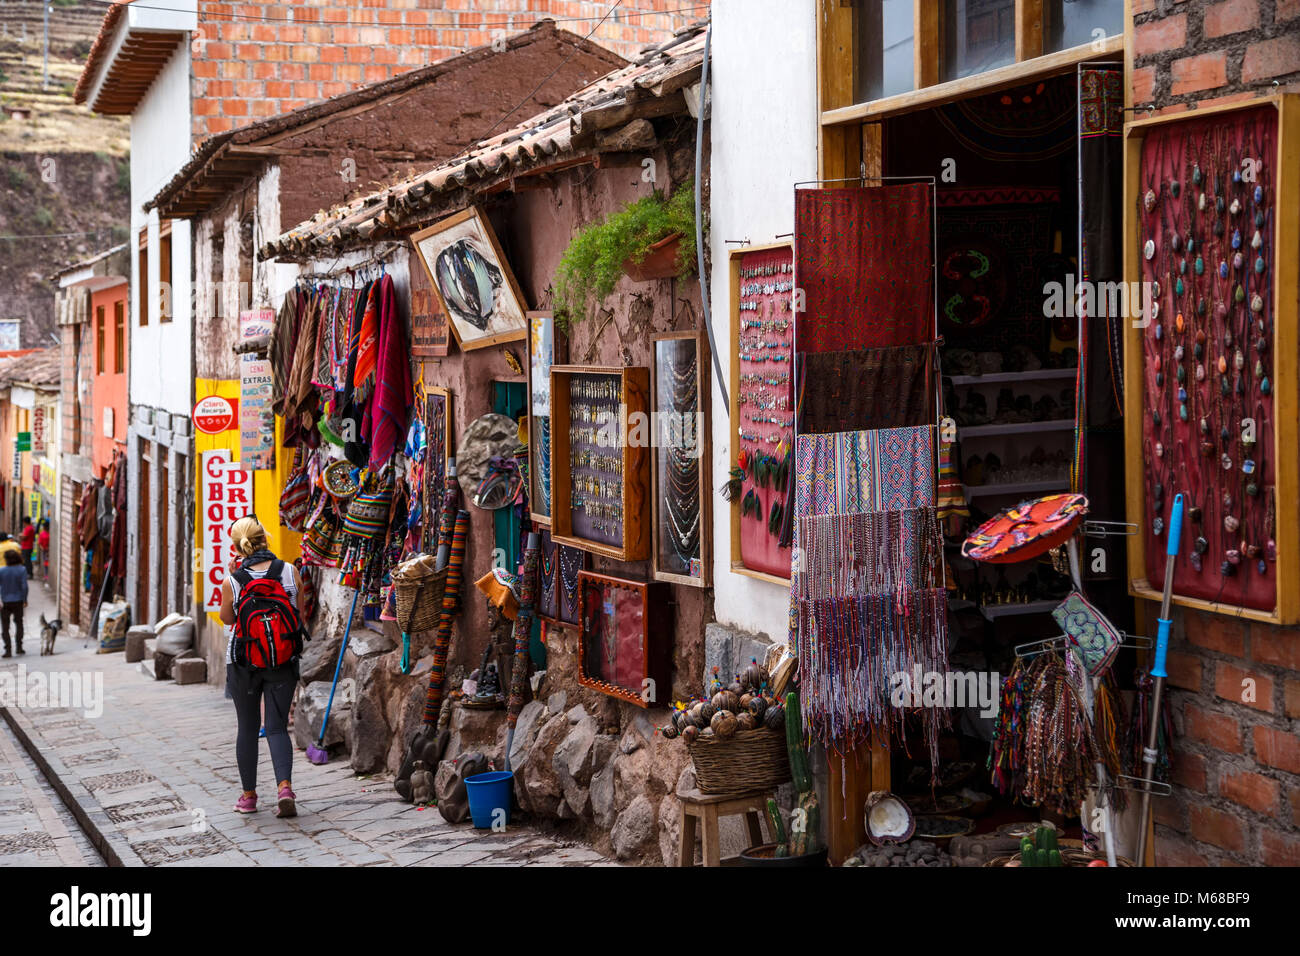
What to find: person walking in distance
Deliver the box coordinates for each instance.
[37,520,50,580]
[0,549,28,657]
[19,518,35,578]
[219,516,308,818]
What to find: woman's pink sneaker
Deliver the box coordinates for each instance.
[233,793,258,814]
[275,786,297,818]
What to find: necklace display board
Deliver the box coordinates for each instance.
[651,331,711,586]
[1124,96,1300,624]
[527,310,556,527]
[421,386,452,555]
[577,570,670,707]
[728,242,795,583]
[536,525,587,627]
[549,365,651,562]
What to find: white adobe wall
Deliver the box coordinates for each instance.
[706,0,819,640]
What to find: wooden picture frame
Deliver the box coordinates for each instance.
[536,526,587,627]
[576,570,670,708]
[527,310,555,526]
[409,255,450,357]
[650,330,711,586]
[409,207,528,352]
[421,385,453,554]
[728,242,794,586]
[1122,94,1300,625]
[549,365,651,562]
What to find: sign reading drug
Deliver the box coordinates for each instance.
[201,448,254,611]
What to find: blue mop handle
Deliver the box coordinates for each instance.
[319,589,359,742]
[1153,494,1184,679]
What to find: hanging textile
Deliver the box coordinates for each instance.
[270,289,300,415]
[798,344,934,434]
[793,426,936,516]
[342,281,375,467]
[794,183,934,353]
[365,275,412,470]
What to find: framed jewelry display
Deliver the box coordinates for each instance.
[576,571,671,708]
[1123,95,1300,624]
[421,386,453,554]
[728,242,794,584]
[527,310,556,526]
[650,331,711,586]
[536,526,587,626]
[409,207,528,352]
[549,365,651,562]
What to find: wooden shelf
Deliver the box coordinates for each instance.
[962,478,1070,498]
[958,419,1075,438]
[948,368,1077,385]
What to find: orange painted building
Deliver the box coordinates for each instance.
[89,282,129,477]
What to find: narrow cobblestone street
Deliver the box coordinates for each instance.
[1,582,615,867]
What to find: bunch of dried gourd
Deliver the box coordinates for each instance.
[660,659,785,742]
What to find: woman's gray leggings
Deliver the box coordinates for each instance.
[227,663,296,792]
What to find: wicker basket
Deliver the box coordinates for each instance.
[984,849,1135,867]
[394,569,447,634]
[686,728,792,794]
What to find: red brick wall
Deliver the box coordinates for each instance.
[1127,0,1300,869]
[1132,0,1300,112]
[192,0,710,139]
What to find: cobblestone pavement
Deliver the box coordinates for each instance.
[0,582,615,867]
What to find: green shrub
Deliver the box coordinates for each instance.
[33,206,54,230]
[552,178,697,331]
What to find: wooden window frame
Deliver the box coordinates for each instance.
[137,229,148,327]
[1121,94,1300,626]
[95,305,106,374]
[158,222,173,323]
[113,300,125,373]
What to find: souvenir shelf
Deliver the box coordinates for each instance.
[527,311,556,527]
[576,571,670,708]
[650,331,711,587]
[1122,95,1300,625]
[536,526,587,627]
[420,386,453,554]
[948,368,1078,385]
[727,242,795,585]
[549,365,651,562]
[958,419,1075,438]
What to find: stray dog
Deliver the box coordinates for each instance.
[40,615,62,656]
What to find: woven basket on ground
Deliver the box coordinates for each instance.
[984,849,1135,867]
[686,728,792,794]
[394,568,447,634]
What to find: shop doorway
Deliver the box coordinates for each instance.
[136,440,151,621]
[876,66,1133,835]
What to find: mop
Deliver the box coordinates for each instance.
[306,588,359,765]
[1135,494,1183,866]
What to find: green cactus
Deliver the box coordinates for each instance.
[1019,828,1063,867]
[783,691,821,855]
[1048,849,1062,867]
[766,797,788,847]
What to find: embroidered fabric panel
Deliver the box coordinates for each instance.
[794,426,936,517]
[1052,590,1122,678]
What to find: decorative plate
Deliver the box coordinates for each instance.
[961,493,1089,564]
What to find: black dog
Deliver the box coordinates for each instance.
[39,615,62,656]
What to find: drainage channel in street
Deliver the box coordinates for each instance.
[0,708,106,868]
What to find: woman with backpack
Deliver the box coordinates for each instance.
[220,516,307,818]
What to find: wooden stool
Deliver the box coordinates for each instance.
[677,788,773,867]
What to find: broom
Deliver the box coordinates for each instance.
[504,532,541,772]
[306,588,359,765]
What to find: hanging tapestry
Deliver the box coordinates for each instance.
[793,426,936,516]
[798,344,933,434]
[794,183,934,353]
[1137,105,1277,612]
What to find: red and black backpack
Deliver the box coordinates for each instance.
[231,560,305,669]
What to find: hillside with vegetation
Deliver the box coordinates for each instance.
[1,0,130,349]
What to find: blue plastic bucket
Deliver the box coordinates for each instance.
[465,771,514,829]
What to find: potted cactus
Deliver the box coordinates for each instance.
[739,690,827,866]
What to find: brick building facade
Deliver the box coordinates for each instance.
[1131,0,1300,867]
[189,1,710,138]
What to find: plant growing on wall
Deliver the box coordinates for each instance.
[552,178,697,331]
